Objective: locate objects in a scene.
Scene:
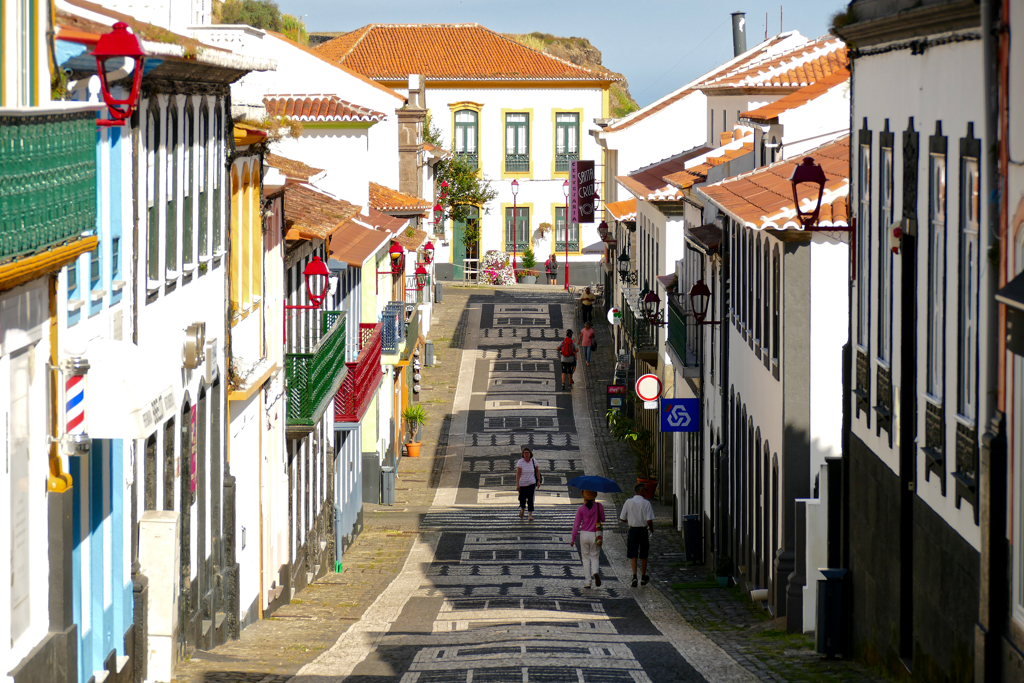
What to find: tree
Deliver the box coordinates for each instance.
[425,113,498,225]
[219,0,283,32]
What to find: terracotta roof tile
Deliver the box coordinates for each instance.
[368,182,431,214]
[314,24,609,81]
[365,207,409,234]
[686,224,723,253]
[605,198,637,222]
[699,37,848,91]
[739,68,850,124]
[266,153,323,183]
[663,138,755,190]
[264,95,386,123]
[394,228,427,252]
[697,136,850,231]
[283,185,361,241]
[617,146,714,202]
[328,221,391,267]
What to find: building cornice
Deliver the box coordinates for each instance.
[836,0,980,50]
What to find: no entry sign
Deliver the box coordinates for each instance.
[635,373,662,402]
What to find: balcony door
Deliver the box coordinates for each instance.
[453,207,480,281]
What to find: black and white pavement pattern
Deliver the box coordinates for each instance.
[295,295,755,683]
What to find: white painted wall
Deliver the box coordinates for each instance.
[851,37,986,550]
[778,81,851,159]
[102,0,210,33]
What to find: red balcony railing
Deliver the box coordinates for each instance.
[334,323,382,423]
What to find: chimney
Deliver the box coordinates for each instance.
[397,74,427,200]
[731,12,747,57]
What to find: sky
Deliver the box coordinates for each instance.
[277,0,847,108]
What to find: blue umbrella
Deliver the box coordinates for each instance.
[567,475,622,493]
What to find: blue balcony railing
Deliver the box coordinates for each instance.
[381,301,405,354]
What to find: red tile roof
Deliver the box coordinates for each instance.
[283,185,362,241]
[697,136,850,231]
[264,95,386,123]
[266,153,323,183]
[739,69,850,124]
[605,198,637,222]
[699,37,848,91]
[314,24,610,82]
[368,182,431,214]
[662,137,755,190]
[365,207,409,234]
[328,221,391,267]
[617,146,714,202]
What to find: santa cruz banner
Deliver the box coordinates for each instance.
[570,160,595,224]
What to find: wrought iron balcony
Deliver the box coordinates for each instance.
[0,106,98,263]
[555,152,579,173]
[504,241,529,252]
[623,288,658,361]
[334,323,382,423]
[504,154,529,173]
[285,310,347,430]
[456,151,478,170]
[667,299,699,377]
[381,301,406,355]
[554,240,579,253]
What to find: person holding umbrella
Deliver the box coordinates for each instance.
[567,475,621,590]
[570,490,605,589]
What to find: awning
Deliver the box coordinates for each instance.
[85,339,177,440]
[582,240,606,254]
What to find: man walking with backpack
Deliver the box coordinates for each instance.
[559,329,578,391]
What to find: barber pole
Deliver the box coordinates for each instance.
[66,374,86,436]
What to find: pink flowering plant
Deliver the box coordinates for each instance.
[481,250,516,286]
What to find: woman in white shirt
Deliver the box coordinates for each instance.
[515,446,542,521]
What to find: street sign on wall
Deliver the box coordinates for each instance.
[607,384,626,412]
[660,398,700,432]
[570,160,596,223]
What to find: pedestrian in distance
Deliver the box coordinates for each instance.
[546,253,558,285]
[580,321,595,367]
[619,482,655,587]
[570,490,605,589]
[579,287,596,324]
[559,329,578,391]
[516,446,542,521]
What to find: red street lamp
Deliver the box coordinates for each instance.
[389,241,405,275]
[283,255,331,342]
[423,241,435,264]
[433,202,443,224]
[92,22,146,127]
[688,279,720,326]
[511,179,520,281]
[415,263,429,291]
[789,156,827,229]
[562,179,570,289]
[597,221,609,241]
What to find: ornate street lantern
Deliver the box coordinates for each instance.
[789,156,827,229]
[617,248,631,283]
[688,279,720,326]
[597,221,609,241]
[303,256,330,307]
[642,288,663,325]
[92,22,146,127]
[423,241,435,264]
[434,203,443,224]
[415,263,429,291]
[389,241,405,275]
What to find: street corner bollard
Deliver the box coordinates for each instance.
[816,567,848,658]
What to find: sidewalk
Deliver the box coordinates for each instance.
[172,286,493,683]
[576,312,894,683]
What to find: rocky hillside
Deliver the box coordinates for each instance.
[503,32,639,118]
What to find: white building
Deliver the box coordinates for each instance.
[314,23,614,285]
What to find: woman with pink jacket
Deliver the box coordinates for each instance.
[570,490,605,589]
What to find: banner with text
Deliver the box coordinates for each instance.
[570,160,595,223]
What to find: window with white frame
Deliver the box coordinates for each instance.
[927,151,947,399]
[878,143,893,364]
[555,206,579,252]
[146,106,160,282]
[505,113,529,173]
[214,105,223,253]
[957,156,979,420]
[857,142,871,350]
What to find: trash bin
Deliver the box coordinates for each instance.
[424,340,435,366]
[682,514,702,563]
[816,567,848,658]
[380,466,395,506]
[434,281,443,303]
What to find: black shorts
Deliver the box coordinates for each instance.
[626,527,650,559]
[561,360,575,374]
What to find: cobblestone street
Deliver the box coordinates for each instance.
[173,287,893,683]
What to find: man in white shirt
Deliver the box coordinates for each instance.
[619,483,655,587]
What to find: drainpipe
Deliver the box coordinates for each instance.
[717,220,730,567]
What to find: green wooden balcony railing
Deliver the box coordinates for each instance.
[0,108,98,263]
[667,299,698,368]
[285,310,347,428]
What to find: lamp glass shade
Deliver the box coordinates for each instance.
[511,179,519,196]
[689,279,712,324]
[389,242,405,274]
[92,22,146,124]
[789,157,827,228]
[562,179,570,198]
[303,256,330,306]
[424,241,435,264]
[642,290,660,320]
[597,221,609,240]
[617,249,630,277]
[415,264,428,290]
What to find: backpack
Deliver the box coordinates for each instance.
[560,337,576,357]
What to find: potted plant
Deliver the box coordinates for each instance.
[536,222,552,239]
[402,404,428,457]
[606,406,658,499]
[519,246,539,284]
[715,554,733,587]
